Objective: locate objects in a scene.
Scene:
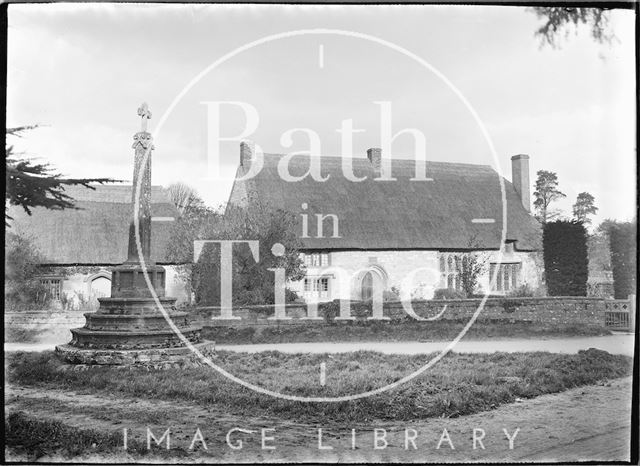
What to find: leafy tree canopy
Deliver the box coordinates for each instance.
[167,195,306,306]
[529,7,614,48]
[573,192,598,225]
[608,220,637,299]
[533,170,566,223]
[5,231,52,310]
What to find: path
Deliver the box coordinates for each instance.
[5,377,633,462]
[214,333,636,356]
[4,334,635,356]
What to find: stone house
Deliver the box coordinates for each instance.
[8,184,190,308]
[228,144,543,302]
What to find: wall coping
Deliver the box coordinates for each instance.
[191,296,626,313]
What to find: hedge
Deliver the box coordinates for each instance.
[543,220,589,296]
[609,221,637,299]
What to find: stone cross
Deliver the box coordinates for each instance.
[137,102,152,132]
[127,103,154,263]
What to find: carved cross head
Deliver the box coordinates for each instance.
[137,102,152,132]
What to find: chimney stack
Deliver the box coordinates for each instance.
[511,154,530,212]
[367,148,382,175]
[240,141,254,166]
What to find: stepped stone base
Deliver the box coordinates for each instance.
[63,296,203,350]
[55,341,215,369]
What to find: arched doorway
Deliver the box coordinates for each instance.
[361,271,374,301]
[86,271,112,299]
[90,276,111,298]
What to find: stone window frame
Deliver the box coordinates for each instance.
[490,262,522,293]
[301,251,331,268]
[439,253,465,291]
[39,276,63,301]
[303,276,331,300]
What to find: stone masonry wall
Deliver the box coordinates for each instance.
[196,297,608,328]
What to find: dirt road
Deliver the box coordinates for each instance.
[5,376,633,462]
[4,333,635,356]
[214,334,635,356]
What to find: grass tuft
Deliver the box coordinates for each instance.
[5,411,150,459]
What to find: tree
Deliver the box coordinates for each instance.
[586,219,615,297]
[533,170,566,223]
[460,254,484,298]
[572,192,598,225]
[608,221,637,299]
[589,219,615,273]
[166,182,205,217]
[529,7,614,48]
[6,126,118,225]
[459,235,488,297]
[165,202,220,301]
[542,220,589,296]
[177,196,306,306]
[5,231,51,310]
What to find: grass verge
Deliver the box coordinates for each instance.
[7,348,631,424]
[5,411,155,460]
[202,320,611,344]
[5,327,44,343]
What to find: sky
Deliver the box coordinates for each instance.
[6,3,637,227]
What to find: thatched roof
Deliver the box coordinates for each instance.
[7,185,179,265]
[232,154,542,251]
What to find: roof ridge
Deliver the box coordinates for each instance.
[260,152,494,169]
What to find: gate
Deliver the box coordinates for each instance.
[604,295,636,332]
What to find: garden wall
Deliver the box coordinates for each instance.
[4,310,86,343]
[194,297,608,328]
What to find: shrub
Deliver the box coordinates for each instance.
[4,232,52,310]
[383,286,401,302]
[507,283,545,297]
[433,288,466,300]
[543,220,589,296]
[351,301,372,319]
[608,221,637,299]
[319,300,340,323]
[460,253,484,297]
[191,200,306,306]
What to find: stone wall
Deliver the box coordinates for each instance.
[196,297,608,328]
[5,310,87,344]
[5,310,87,327]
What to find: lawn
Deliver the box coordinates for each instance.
[6,348,631,425]
[201,320,611,344]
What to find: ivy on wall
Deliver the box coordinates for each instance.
[54,265,106,277]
